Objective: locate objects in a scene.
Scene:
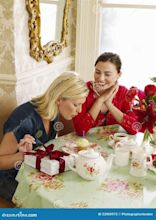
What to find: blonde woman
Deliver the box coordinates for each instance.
[0,72,88,201]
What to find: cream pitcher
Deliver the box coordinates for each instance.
[129,147,152,177]
[68,149,114,181]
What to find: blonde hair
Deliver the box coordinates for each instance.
[31,71,88,120]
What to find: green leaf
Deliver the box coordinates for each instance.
[143,129,150,141]
[150,77,156,82]
[152,94,156,103]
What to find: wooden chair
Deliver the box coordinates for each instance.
[0,197,15,208]
[58,114,74,137]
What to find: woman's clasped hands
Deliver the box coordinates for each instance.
[99,82,118,101]
[95,82,119,113]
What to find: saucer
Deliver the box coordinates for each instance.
[108,139,137,149]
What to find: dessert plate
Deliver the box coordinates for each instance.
[61,142,108,159]
[61,146,80,155]
[62,142,99,154]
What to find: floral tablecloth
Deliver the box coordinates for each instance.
[12,125,156,208]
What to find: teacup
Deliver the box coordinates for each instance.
[109,133,128,143]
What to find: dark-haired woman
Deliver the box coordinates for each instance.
[73,52,144,135]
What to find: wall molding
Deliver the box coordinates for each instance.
[0,75,17,85]
[99,0,156,9]
[0,56,74,85]
[16,56,74,84]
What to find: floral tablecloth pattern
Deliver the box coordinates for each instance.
[12,125,156,208]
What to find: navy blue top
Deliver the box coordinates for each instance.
[0,102,58,201]
[3,102,58,147]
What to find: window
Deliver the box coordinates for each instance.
[99,0,156,89]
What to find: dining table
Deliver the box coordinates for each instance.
[12,125,156,208]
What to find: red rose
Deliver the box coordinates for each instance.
[144,84,156,97]
[151,154,156,160]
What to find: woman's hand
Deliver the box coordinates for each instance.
[98,83,117,104]
[105,84,119,105]
[98,84,118,113]
[18,134,36,153]
[88,83,118,120]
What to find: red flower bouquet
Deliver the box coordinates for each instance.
[133,84,156,134]
[127,81,156,146]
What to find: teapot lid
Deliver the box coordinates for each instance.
[78,149,99,159]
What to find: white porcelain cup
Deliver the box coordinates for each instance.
[109,133,128,143]
[114,146,130,167]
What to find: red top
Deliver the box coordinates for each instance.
[73,81,144,135]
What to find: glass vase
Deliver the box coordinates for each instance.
[151,127,156,145]
[140,130,152,154]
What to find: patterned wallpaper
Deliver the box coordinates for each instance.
[0,83,16,140]
[0,0,15,75]
[0,0,77,140]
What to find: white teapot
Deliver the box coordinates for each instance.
[68,149,114,181]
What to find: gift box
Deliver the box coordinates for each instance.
[24,144,74,176]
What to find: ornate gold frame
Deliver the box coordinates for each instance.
[26,0,72,63]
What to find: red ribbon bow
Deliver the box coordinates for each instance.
[50,150,69,173]
[25,144,69,173]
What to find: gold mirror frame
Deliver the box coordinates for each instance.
[26,0,72,63]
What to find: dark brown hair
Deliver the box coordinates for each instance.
[95,52,122,73]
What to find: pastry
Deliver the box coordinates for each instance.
[75,138,90,151]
